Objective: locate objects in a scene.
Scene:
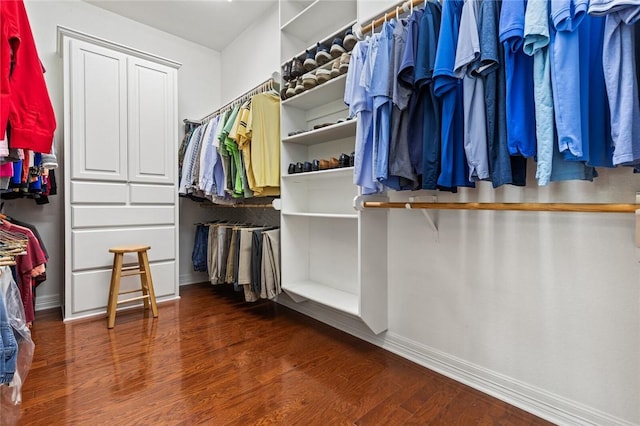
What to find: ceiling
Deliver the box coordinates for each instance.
[86,0,278,51]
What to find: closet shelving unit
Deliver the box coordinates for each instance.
[279,0,388,334]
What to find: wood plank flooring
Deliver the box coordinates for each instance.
[12,283,554,425]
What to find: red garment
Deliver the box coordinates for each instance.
[0,221,47,323]
[0,0,55,153]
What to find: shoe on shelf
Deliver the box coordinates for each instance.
[319,159,330,170]
[287,129,307,136]
[313,122,333,130]
[302,72,318,90]
[328,157,339,169]
[330,37,346,58]
[330,59,341,78]
[339,52,350,74]
[349,152,355,167]
[303,161,312,173]
[285,81,296,98]
[294,77,305,94]
[291,57,304,78]
[338,153,350,168]
[343,28,357,51]
[315,42,332,65]
[282,60,292,82]
[288,163,297,174]
[303,48,317,71]
[316,68,331,84]
[295,162,303,173]
[312,159,320,171]
[280,82,289,100]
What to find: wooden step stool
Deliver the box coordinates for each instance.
[107,245,158,329]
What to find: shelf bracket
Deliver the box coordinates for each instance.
[408,196,439,241]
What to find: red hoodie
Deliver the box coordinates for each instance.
[1,0,55,153]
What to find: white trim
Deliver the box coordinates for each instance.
[35,294,61,311]
[56,26,182,69]
[61,296,180,323]
[275,296,635,426]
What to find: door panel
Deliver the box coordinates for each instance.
[128,57,176,184]
[70,39,128,181]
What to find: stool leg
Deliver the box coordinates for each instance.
[140,250,158,318]
[107,253,124,329]
[137,252,150,310]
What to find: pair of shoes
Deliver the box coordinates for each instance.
[293,77,305,95]
[302,72,317,90]
[287,129,308,137]
[316,67,331,83]
[330,36,346,58]
[285,80,296,98]
[282,61,292,82]
[313,122,334,130]
[315,42,332,66]
[288,162,303,174]
[304,48,317,71]
[331,52,350,77]
[339,153,351,168]
[282,57,304,82]
[288,161,319,174]
[318,157,339,170]
[343,28,357,51]
[291,57,304,78]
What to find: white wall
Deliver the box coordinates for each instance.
[220,7,280,105]
[8,0,222,309]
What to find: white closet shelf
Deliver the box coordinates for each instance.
[282,167,354,182]
[283,280,359,316]
[281,74,347,110]
[281,212,357,219]
[283,119,356,145]
[280,1,356,44]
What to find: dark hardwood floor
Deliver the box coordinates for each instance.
[13,283,553,425]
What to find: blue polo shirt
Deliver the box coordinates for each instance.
[478,0,526,188]
[371,20,400,190]
[415,2,442,190]
[582,15,614,168]
[549,0,588,160]
[434,0,473,192]
[591,4,640,167]
[499,0,537,158]
[344,38,381,194]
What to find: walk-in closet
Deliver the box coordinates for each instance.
[1,0,638,425]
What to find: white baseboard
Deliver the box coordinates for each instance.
[35,294,61,311]
[62,295,180,323]
[179,272,209,286]
[275,295,635,426]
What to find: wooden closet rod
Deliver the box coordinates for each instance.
[359,0,427,36]
[362,201,640,213]
[184,74,280,125]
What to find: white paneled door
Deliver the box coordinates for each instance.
[59,27,181,321]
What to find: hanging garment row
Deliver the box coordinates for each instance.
[1,1,58,205]
[179,82,281,204]
[0,215,48,326]
[345,0,640,195]
[0,265,35,409]
[192,222,280,303]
